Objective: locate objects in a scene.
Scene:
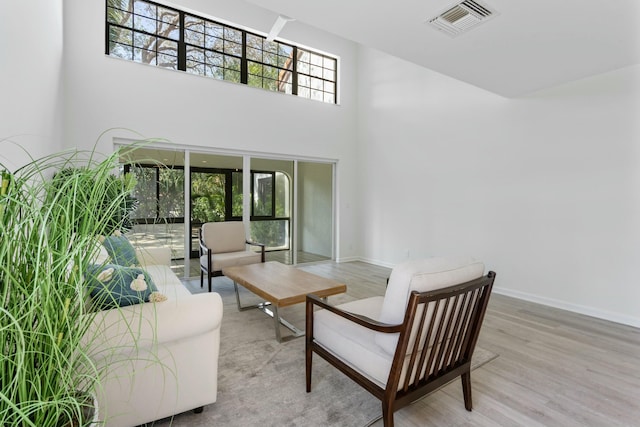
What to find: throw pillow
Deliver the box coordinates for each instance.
[100,230,139,267]
[86,263,160,309]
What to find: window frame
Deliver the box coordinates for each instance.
[105,0,338,104]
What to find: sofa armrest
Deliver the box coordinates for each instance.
[136,247,172,267]
[86,292,223,357]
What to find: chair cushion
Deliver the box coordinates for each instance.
[313,297,458,389]
[313,297,393,388]
[201,222,247,253]
[375,256,484,355]
[200,251,262,272]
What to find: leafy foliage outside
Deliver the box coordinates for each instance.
[128,167,184,221]
[190,172,226,223]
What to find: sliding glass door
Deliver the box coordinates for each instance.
[118,144,336,276]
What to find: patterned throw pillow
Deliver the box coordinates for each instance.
[100,230,140,267]
[86,263,163,309]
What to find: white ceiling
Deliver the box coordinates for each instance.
[244,0,640,97]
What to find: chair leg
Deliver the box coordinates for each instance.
[208,274,212,293]
[305,346,312,392]
[200,271,203,288]
[461,371,473,411]
[381,401,394,427]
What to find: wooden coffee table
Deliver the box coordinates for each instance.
[222,261,346,342]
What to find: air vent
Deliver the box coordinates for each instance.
[427,0,497,37]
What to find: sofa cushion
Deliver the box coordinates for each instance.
[375,256,484,355]
[101,231,140,267]
[144,264,192,299]
[86,264,159,309]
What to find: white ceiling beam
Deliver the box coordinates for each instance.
[266,15,294,41]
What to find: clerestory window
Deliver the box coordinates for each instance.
[106,0,338,104]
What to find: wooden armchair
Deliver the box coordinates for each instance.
[199,221,265,292]
[305,257,495,427]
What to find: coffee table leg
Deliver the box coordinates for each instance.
[233,280,305,342]
[273,305,282,342]
[234,281,272,311]
[233,281,244,311]
[267,305,304,342]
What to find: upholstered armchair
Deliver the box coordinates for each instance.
[199,221,265,292]
[306,256,495,427]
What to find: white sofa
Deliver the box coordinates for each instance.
[87,247,223,427]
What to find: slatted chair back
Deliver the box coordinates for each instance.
[387,272,495,411]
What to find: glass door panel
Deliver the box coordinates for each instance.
[190,171,226,257]
[118,147,186,265]
[188,153,243,257]
[252,172,273,216]
[249,158,294,260]
[296,162,333,263]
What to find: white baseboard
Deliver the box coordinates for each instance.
[354,257,395,269]
[335,256,361,263]
[493,286,640,329]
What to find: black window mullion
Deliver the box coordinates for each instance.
[271,172,276,218]
[105,2,110,55]
[241,31,248,84]
[292,46,298,95]
[250,171,255,218]
[224,170,233,220]
[177,11,186,71]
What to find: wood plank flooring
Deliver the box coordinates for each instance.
[185,260,640,426]
[299,262,640,426]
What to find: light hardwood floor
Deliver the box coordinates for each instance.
[296,262,640,426]
[183,260,640,426]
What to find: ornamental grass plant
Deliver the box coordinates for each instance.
[0,148,135,427]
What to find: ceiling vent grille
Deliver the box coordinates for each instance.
[428,0,497,37]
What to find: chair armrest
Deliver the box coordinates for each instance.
[306,294,403,334]
[136,247,171,267]
[199,235,208,256]
[246,240,266,262]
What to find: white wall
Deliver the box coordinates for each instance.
[0,0,64,170]
[62,0,360,260]
[357,47,640,327]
